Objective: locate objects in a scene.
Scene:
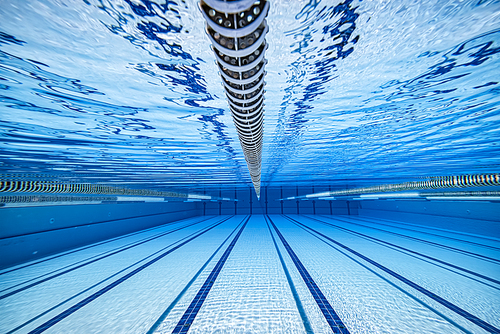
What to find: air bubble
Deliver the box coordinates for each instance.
[253,7,260,15]
[209,9,216,17]
[247,15,253,22]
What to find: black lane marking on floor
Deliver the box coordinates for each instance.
[352,215,500,243]
[286,216,500,334]
[0,209,195,240]
[0,216,216,295]
[306,215,500,289]
[348,215,500,252]
[0,216,214,276]
[5,216,225,334]
[171,216,250,334]
[26,216,233,334]
[0,217,215,300]
[319,215,500,265]
[264,216,314,334]
[268,215,350,334]
[146,216,248,334]
[288,217,473,334]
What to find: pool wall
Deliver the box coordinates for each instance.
[0,201,202,269]
[202,186,358,215]
[1,188,498,270]
[358,200,499,238]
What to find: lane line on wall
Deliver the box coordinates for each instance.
[343,215,500,251]
[305,215,500,289]
[0,209,197,240]
[0,216,214,276]
[318,215,500,264]
[0,218,212,300]
[348,215,500,243]
[0,216,217,296]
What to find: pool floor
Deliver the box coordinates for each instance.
[1,215,499,333]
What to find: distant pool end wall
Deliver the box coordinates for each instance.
[201,186,360,215]
[0,201,202,269]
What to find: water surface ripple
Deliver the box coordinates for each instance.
[0,0,499,190]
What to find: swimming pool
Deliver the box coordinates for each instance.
[1,0,499,333]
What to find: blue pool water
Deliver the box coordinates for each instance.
[1,0,500,333]
[0,0,499,190]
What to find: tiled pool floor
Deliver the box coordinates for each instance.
[1,215,499,333]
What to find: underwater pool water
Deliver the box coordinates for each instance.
[1,0,500,333]
[0,0,499,190]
